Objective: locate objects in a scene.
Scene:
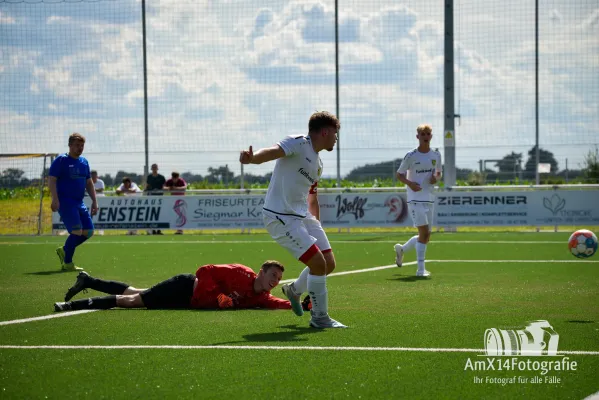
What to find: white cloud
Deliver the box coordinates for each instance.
[0,0,596,177]
[0,11,15,24]
[46,16,72,24]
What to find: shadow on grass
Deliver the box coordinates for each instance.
[566,320,595,324]
[212,324,323,345]
[25,270,73,276]
[387,274,432,282]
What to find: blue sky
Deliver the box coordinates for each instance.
[0,0,597,179]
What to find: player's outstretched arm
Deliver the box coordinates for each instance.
[259,294,292,310]
[239,145,285,165]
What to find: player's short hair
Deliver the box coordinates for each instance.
[261,260,285,273]
[91,170,98,175]
[171,171,180,178]
[151,163,158,169]
[68,132,86,145]
[417,124,432,135]
[308,111,340,133]
[122,177,131,184]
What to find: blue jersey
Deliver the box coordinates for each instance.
[49,153,91,205]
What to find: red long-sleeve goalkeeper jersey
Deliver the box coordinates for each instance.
[190,264,291,310]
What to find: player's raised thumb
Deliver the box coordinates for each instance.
[249,145,253,154]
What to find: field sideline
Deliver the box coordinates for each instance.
[0,232,598,399]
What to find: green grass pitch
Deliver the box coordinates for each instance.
[0,232,598,399]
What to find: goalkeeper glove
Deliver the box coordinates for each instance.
[217,293,234,309]
[301,295,312,311]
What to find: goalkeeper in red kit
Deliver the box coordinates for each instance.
[53,260,311,312]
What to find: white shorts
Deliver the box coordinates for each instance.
[408,202,434,230]
[263,211,331,260]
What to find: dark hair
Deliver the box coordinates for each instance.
[122,177,131,184]
[171,171,180,178]
[68,132,86,145]
[261,260,285,273]
[308,111,340,133]
[91,170,98,175]
[151,163,158,169]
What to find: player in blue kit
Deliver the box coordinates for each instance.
[48,133,99,271]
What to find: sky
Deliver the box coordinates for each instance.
[0,0,597,180]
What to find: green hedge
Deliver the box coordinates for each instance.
[1,177,594,200]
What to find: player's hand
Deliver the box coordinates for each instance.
[429,174,438,185]
[301,295,312,311]
[90,201,99,216]
[217,293,234,309]
[239,146,253,164]
[50,198,60,212]
[408,182,422,192]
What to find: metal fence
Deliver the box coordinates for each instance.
[1,0,597,187]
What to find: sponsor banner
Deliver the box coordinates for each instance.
[435,190,599,226]
[51,193,411,230]
[51,190,599,230]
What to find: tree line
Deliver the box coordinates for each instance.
[1,146,597,189]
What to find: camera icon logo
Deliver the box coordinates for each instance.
[484,320,559,356]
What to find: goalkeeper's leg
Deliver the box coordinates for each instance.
[54,294,145,312]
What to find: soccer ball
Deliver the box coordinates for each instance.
[568,230,598,258]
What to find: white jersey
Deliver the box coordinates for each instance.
[397,148,442,203]
[263,135,322,218]
[93,178,105,196]
[117,182,142,196]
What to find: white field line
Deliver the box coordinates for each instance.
[0,345,596,355]
[279,261,417,284]
[0,310,98,326]
[584,391,599,400]
[2,258,596,327]
[0,262,417,326]
[427,259,599,263]
[0,240,568,245]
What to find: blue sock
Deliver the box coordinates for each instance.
[63,235,89,264]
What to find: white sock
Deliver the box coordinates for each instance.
[402,235,419,252]
[415,241,427,270]
[292,267,310,294]
[307,274,328,317]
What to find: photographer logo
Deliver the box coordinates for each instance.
[465,320,578,386]
[484,320,559,356]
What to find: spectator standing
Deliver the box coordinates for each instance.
[116,177,142,235]
[163,171,187,234]
[145,163,166,235]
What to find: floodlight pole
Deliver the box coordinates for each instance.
[142,0,150,180]
[444,0,456,188]
[534,0,540,185]
[334,0,341,187]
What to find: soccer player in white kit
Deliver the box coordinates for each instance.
[394,124,442,277]
[239,111,346,328]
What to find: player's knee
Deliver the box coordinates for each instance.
[323,250,336,274]
[303,250,326,276]
[117,294,144,308]
[84,229,94,238]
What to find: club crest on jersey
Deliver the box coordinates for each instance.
[317,167,322,177]
[432,160,437,166]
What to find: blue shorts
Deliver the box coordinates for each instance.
[59,202,94,233]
